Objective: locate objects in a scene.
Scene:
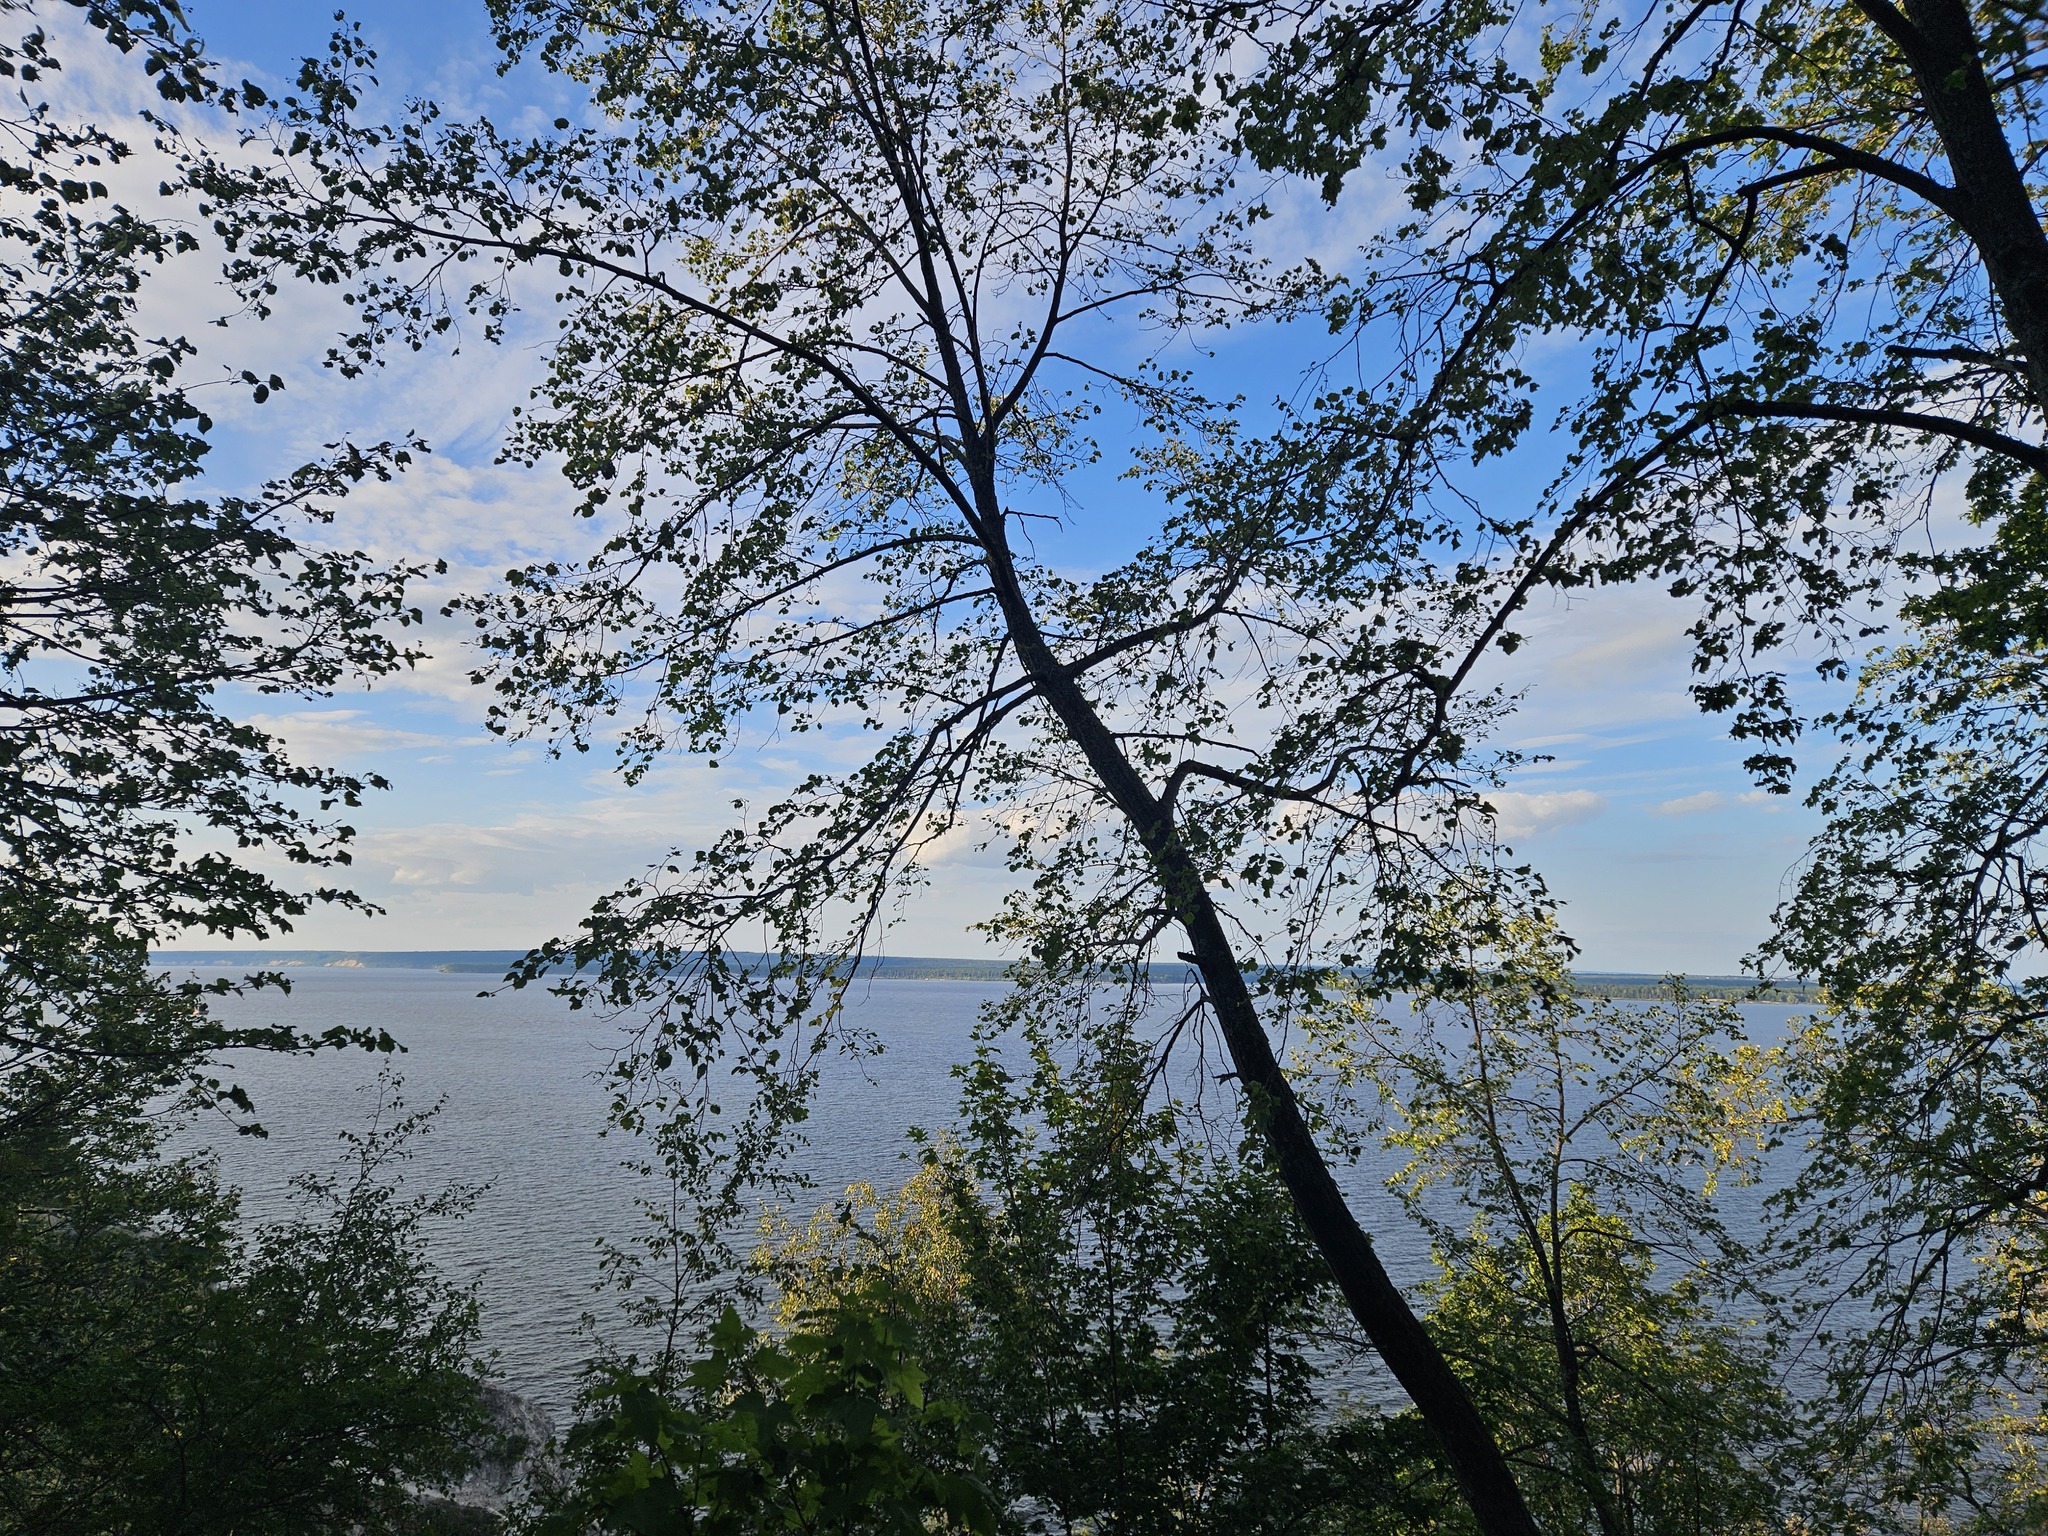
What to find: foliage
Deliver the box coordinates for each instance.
[0,0,431,1138]
[1765,976,2048,1521]
[1228,4,2048,1513]
[0,1073,497,1536]
[532,1302,996,1536]
[1340,902,1791,1534]
[1384,1201,1786,1536]
[769,1009,1356,1535]
[1232,0,2048,784]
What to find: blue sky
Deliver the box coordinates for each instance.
[105,2,1832,971]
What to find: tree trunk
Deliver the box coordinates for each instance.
[1884,0,2048,407]
[975,529,1542,1536]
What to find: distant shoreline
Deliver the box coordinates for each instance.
[151,951,1818,1001]
[151,949,1018,981]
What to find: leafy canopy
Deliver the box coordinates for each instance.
[539,1301,997,1536]
[0,1074,497,1536]
[0,0,433,1138]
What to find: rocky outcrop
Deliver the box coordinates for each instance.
[452,1384,557,1513]
[406,1382,557,1530]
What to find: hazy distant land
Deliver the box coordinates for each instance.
[152,951,1818,1001]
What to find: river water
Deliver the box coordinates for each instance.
[166,965,1814,1421]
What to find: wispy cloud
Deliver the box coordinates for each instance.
[1654,790,1729,816]
[245,710,456,762]
[1485,789,1608,838]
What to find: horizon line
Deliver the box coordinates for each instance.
[151,948,1812,991]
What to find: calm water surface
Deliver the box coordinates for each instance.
[173,968,1008,1416]
[169,966,1813,1420]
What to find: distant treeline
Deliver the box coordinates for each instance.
[153,951,1815,1000]
[154,950,534,975]
[1569,974,1820,1003]
[150,950,1023,979]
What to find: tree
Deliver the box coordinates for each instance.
[1344,898,1790,1534]
[198,1,1554,1527]
[533,1301,997,1536]
[1226,0,2048,1494]
[767,1006,1354,1534]
[1750,609,2048,1526]
[1405,1199,1788,1536]
[1,8,501,1529]
[0,1073,498,1536]
[0,0,429,1143]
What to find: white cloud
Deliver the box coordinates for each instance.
[1483,789,1607,838]
[245,709,455,762]
[364,818,624,892]
[1654,790,1729,816]
[1489,593,1700,736]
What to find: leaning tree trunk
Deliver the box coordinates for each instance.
[974,516,1542,1536]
